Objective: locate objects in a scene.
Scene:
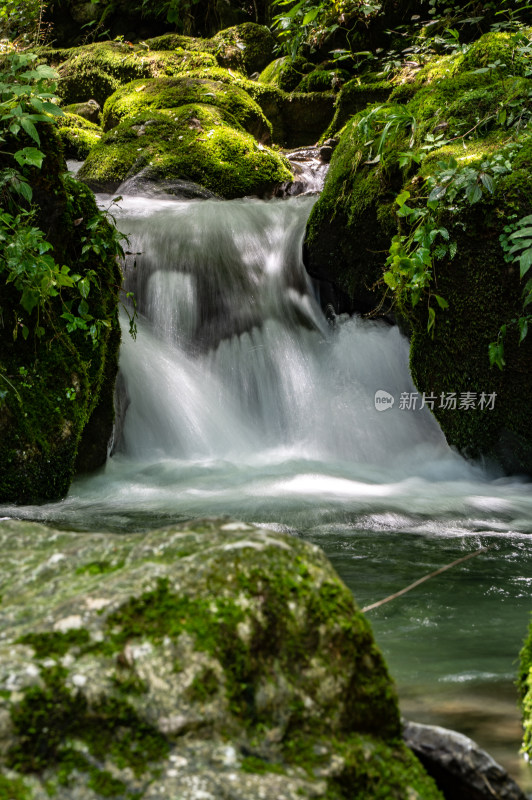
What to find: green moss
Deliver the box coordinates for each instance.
[259,56,313,93]
[86,770,127,798]
[324,78,393,139]
[78,106,292,198]
[453,30,532,77]
[186,668,219,702]
[17,630,91,658]
[8,666,169,778]
[296,69,344,93]
[240,755,286,775]
[0,774,31,800]
[57,124,101,159]
[75,559,124,575]
[52,41,218,106]
[101,75,272,142]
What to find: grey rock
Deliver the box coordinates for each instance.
[0,518,443,800]
[403,720,528,800]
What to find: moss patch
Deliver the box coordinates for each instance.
[101,75,272,142]
[78,106,291,197]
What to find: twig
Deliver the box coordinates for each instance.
[361,546,491,613]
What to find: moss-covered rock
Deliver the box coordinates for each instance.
[63,98,101,124]
[145,22,276,76]
[56,112,102,159]
[296,67,347,93]
[0,126,121,503]
[101,75,272,142]
[50,41,218,107]
[303,110,400,314]
[324,78,393,139]
[78,106,292,197]
[210,22,276,75]
[452,29,532,77]
[0,517,443,800]
[259,55,314,93]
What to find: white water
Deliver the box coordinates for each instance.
[3,191,532,786]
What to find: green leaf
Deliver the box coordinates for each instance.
[395,190,410,207]
[518,317,528,344]
[488,341,505,370]
[427,306,436,335]
[13,147,44,168]
[465,183,482,204]
[428,185,447,202]
[519,248,532,278]
[302,7,319,24]
[434,294,448,309]
[479,172,494,193]
[19,117,40,145]
[510,227,532,239]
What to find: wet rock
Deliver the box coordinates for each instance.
[319,145,333,162]
[403,720,528,800]
[117,168,219,199]
[0,518,443,800]
[64,98,101,124]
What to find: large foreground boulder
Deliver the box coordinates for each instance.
[0,518,443,800]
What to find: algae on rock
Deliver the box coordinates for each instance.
[0,517,444,800]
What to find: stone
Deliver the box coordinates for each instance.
[403,720,528,800]
[0,518,444,800]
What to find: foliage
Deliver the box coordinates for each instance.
[383,151,514,334]
[489,213,532,368]
[0,0,46,51]
[0,52,123,346]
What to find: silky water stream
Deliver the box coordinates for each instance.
[3,189,532,788]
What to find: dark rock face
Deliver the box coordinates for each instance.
[403,721,528,800]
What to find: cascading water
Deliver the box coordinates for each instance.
[3,185,532,788]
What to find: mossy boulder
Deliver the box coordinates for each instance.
[101,75,272,142]
[259,55,314,93]
[210,23,276,75]
[56,112,102,159]
[0,126,121,503]
[0,517,443,800]
[304,111,400,314]
[452,29,532,77]
[78,106,292,197]
[296,67,347,93]
[63,98,101,124]
[50,41,218,107]
[145,22,276,76]
[324,78,393,139]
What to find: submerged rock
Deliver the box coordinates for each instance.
[403,721,528,800]
[0,518,443,800]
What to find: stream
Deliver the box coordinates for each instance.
[2,187,532,789]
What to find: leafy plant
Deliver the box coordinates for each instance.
[0,53,123,346]
[489,214,532,368]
